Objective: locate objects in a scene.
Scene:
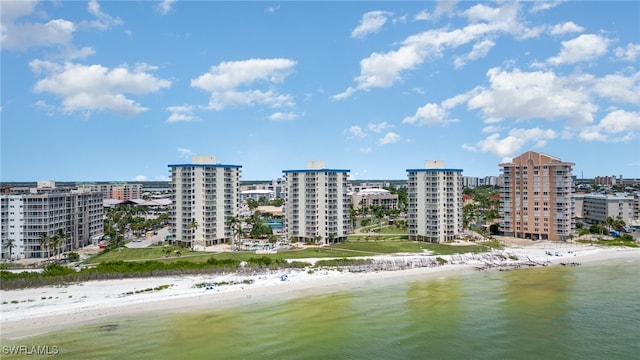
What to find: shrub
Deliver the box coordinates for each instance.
[67,252,80,262]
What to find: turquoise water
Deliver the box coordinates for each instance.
[2,261,639,359]
[264,219,283,230]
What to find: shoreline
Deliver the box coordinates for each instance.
[1,244,638,340]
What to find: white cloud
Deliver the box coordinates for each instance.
[156,0,176,15]
[550,21,584,35]
[529,1,564,14]
[269,112,297,121]
[378,132,401,145]
[134,175,148,181]
[463,128,557,158]
[414,10,433,21]
[547,34,610,65]
[351,11,392,39]
[615,43,640,62]
[87,0,123,30]
[579,110,640,142]
[167,105,199,123]
[177,148,193,158]
[468,67,597,127]
[347,125,367,138]
[191,58,296,110]
[403,103,448,126]
[335,3,534,99]
[192,58,295,91]
[454,38,495,68]
[590,72,640,104]
[415,1,456,22]
[404,92,470,126]
[360,147,372,153]
[30,60,171,116]
[368,121,390,133]
[1,18,76,51]
[0,0,37,22]
[265,5,280,14]
[62,46,96,60]
[482,125,501,133]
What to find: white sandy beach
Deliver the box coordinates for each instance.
[1,242,638,340]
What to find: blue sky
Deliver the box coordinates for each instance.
[1,0,639,182]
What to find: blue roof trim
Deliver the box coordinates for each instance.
[168,164,242,168]
[406,168,463,172]
[282,169,350,173]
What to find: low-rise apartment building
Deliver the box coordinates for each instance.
[574,193,633,225]
[351,189,399,211]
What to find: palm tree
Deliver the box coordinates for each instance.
[603,216,615,235]
[39,232,50,259]
[227,216,242,250]
[348,204,358,231]
[3,239,16,260]
[613,218,626,232]
[373,206,385,233]
[188,218,199,250]
[52,229,66,260]
[327,233,336,244]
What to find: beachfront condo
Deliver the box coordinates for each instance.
[406,160,464,243]
[0,181,104,260]
[283,161,350,245]
[499,151,575,241]
[168,155,242,248]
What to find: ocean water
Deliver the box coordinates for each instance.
[2,261,639,360]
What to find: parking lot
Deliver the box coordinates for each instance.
[125,227,169,248]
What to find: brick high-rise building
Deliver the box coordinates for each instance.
[499,151,575,241]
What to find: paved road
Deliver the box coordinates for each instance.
[126,227,169,248]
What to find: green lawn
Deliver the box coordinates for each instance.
[85,246,214,264]
[86,240,501,264]
[331,241,498,255]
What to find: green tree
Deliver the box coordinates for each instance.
[489,223,500,235]
[3,239,16,260]
[67,252,80,262]
[373,206,385,232]
[589,224,605,235]
[603,216,615,234]
[227,216,243,250]
[613,218,626,232]
[270,198,284,207]
[485,209,500,224]
[463,203,478,229]
[52,229,66,260]
[348,204,358,230]
[39,232,50,259]
[246,198,259,210]
[188,218,199,250]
